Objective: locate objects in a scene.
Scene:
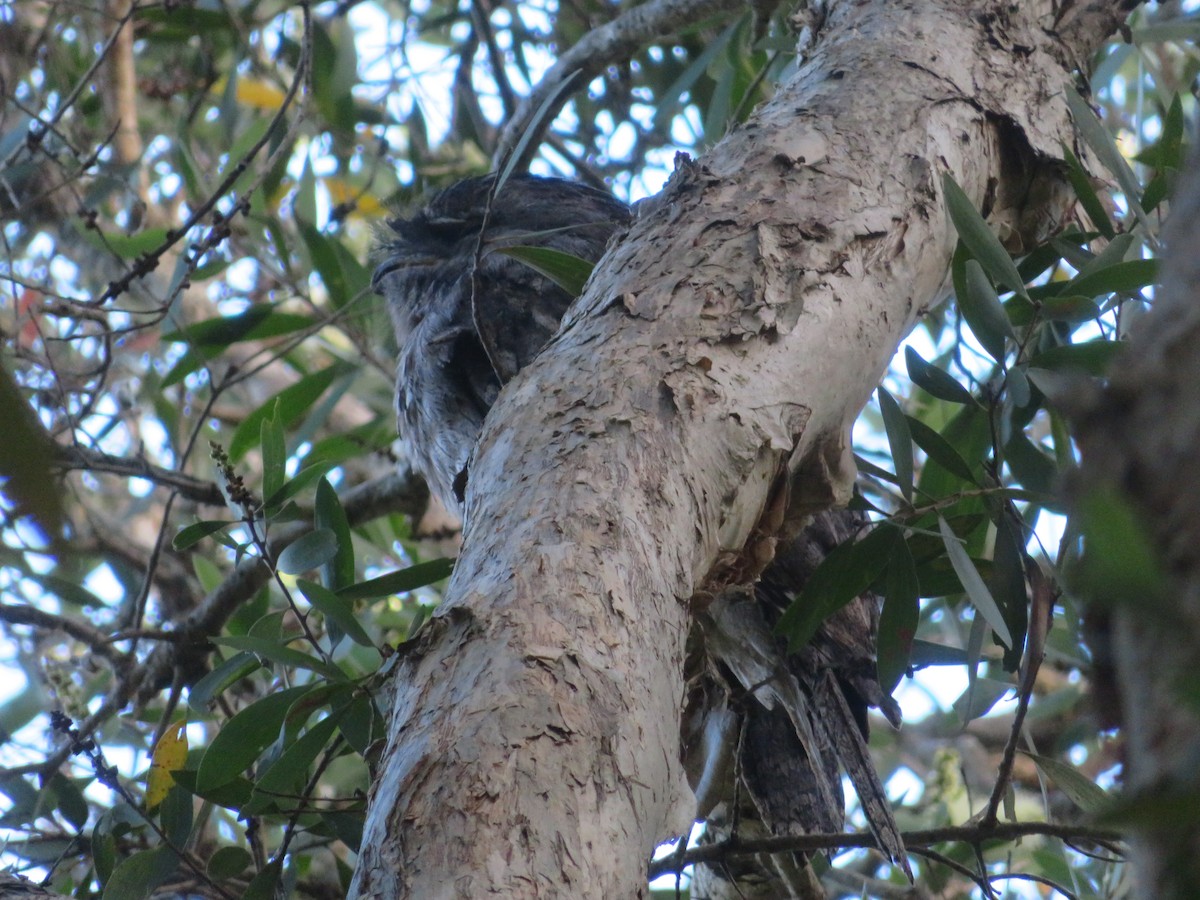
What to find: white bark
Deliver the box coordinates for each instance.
[350,2,1130,896]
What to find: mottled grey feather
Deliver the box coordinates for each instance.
[373,174,630,507]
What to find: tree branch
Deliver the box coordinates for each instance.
[53,445,225,506]
[648,820,1124,879]
[493,0,737,169]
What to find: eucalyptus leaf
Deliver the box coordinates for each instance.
[938,516,1013,649]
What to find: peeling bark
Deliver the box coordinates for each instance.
[350,2,1132,896]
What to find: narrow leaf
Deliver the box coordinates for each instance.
[877,387,913,502]
[1029,340,1121,375]
[1065,87,1151,234]
[495,245,595,296]
[1023,752,1109,813]
[938,516,1013,648]
[195,685,312,792]
[906,415,979,486]
[172,520,233,551]
[878,540,919,694]
[161,305,312,346]
[298,579,374,648]
[315,478,354,591]
[276,528,338,575]
[952,676,1012,722]
[338,557,455,600]
[229,362,352,461]
[777,526,899,652]
[942,174,1027,297]
[101,847,176,900]
[1062,143,1115,239]
[962,259,1016,362]
[1066,258,1157,299]
[904,346,974,405]
[260,403,286,511]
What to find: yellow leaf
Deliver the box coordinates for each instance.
[210,77,287,112]
[323,177,386,218]
[146,721,188,811]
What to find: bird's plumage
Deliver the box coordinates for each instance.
[373,174,630,507]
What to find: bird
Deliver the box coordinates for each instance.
[373,173,908,883]
[372,174,631,509]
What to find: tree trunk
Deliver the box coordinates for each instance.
[1072,148,1200,897]
[350,2,1132,896]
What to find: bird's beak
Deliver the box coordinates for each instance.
[371,254,441,292]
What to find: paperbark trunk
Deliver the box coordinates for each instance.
[350,2,1133,896]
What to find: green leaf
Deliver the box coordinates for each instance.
[32,574,104,609]
[777,525,899,652]
[1005,293,1101,327]
[45,773,88,831]
[160,305,317,389]
[495,245,596,297]
[992,515,1028,671]
[654,18,739,129]
[161,305,313,346]
[315,478,354,592]
[878,539,919,694]
[170,769,253,810]
[260,404,286,513]
[1004,434,1059,501]
[942,174,1027,298]
[906,415,979,487]
[228,361,353,461]
[917,404,989,500]
[101,846,176,900]
[908,640,968,667]
[158,784,194,846]
[1029,339,1121,376]
[337,694,383,755]
[92,816,117,884]
[1065,87,1151,234]
[876,387,912,502]
[247,707,348,813]
[207,846,252,881]
[1062,143,1115,239]
[938,516,1013,648]
[904,346,974,405]
[962,259,1016,362]
[263,459,340,509]
[241,860,283,900]
[172,520,233,551]
[211,636,346,681]
[196,685,313,792]
[1023,752,1109,813]
[1066,258,1157,299]
[276,528,339,575]
[79,226,171,260]
[298,579,374,648]
[952,676,1012,722]
[299,220,353,308]
[188,652,262,709]
[0,360,64,542]
[338,557,455,600]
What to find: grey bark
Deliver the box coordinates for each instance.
[1071,148,1200,896]
[350,1,1134,897]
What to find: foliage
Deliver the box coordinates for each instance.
[0,0,1196,896]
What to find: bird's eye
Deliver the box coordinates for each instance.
[423,214,483,238]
